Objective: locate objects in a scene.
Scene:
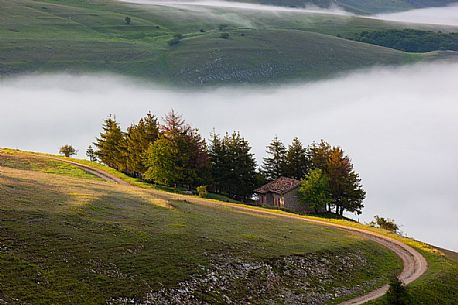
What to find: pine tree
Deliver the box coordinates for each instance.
[209,131,257,200]
[262,137,287,181]
[285,137,308,180]
[144,138,181,186]
[143,110,208,188]
[86,145,97,162]
[208,131,227,194]
[125,112,159,176]
[94,115,126,171]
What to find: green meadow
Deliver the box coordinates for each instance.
[1,149,457,304]
[0,149,401,304]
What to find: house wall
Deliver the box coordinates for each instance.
[258,192,282,208]
[283,188,306,213]
[258,188,326,214]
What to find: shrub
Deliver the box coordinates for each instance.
[168,33,183,46]
[218,24,228,31]
[59,145,77,157]
[125,17,131,25]
[220,32,230,39]
[386,275,411,304]
[196,185,208,198]
[369,215,399,233]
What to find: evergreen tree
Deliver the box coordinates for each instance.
[125,112,159,176]
[209,131,257,200]
[285,137,308,180]
[208,131,227,194]
[262,136,287,181]
[143,110,209,188]
[86,145,97,162]
[94,115,126,171]
[144,138,181,186]
[386,276,411,305]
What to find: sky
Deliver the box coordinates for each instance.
[1,61,457,251]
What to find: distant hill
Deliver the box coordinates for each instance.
[233,0,458,14]
[0,0,457,85]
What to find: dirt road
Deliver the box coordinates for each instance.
[65,159,428,305]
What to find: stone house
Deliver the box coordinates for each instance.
[254,177,307,213]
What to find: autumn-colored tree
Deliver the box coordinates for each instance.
[308,140,365,215]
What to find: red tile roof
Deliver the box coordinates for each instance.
[254,177,301,195]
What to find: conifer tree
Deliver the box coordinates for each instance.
[125,112,159,176]
[262,136,287,181]
[144,110,208,188]
[94,115,126,171]
[209,131,257,200]
[386,276,411,305]
[86,145,97,162]
[208,131,227,194]
[285,137,309,180]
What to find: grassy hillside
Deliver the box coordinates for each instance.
[0,149,403,304]
[1,0,456,85]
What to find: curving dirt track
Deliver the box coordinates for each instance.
[64,159,428,305]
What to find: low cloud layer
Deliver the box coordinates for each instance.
[375,4,458,26]
[1,62,457,251]
[120,0,458,27]
[119,0,351,15]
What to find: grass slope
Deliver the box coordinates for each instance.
[1,0,455,85]
[0,149,403,304]
[2,149,457,304]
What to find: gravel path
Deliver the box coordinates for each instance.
[65,159,428,304]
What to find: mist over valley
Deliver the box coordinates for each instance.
[2,61,457,251]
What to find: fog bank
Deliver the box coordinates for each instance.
[119,0,351,15]
[1,62,458,251]
[120,0,458,26]
[375,4,458,26]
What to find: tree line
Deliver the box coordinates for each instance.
[89,111,365,215]
[347,29,458,53]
